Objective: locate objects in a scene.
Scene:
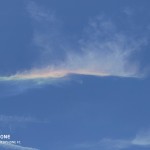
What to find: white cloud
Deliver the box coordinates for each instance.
[0,1,147,92]
[75,139,131,150]
[22,3,147,79]
[0,143,39,150]
[132,130,150,146]
[99,138,131,150]
[27,1,55,23]
[26,0,64,63]
[0,115,48,129]
[74,130,150,150]
[0,115,42,124]
[0,14,145,83]
[63,25,141,78]
[123,7,134,16]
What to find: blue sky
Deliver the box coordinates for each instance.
[0,0,150,150]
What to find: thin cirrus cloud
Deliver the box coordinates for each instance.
[0,143,39,150]
[74,130,150,150]
[132,130,150,146]
[0,115,47,125]
[0,1,147,85]
[0,115,48,130]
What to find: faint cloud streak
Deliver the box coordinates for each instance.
[0,143,39,150]
[75,129,150,150]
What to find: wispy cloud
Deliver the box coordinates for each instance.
[75,139,130,150]
[0,115,48,129]
[0,115,45,124]
[26,1,64,62]
[27,1,54,22]
[0,1,147,87]
[74,130,150,150]
[0,143,39,150]
[132,130,150,146]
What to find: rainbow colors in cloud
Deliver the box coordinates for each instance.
[0,68,110,82]
[0,4,144,83]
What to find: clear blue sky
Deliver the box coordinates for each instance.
[0,0,150,150]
